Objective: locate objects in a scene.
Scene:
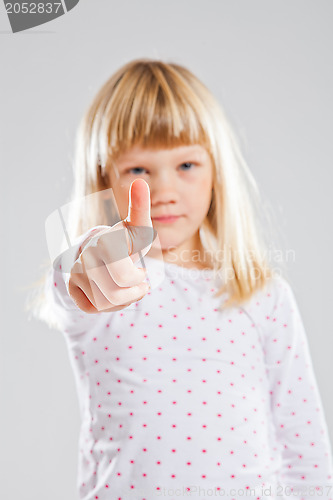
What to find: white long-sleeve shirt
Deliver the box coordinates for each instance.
[45,227,333,500]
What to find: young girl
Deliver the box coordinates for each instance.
[30,58,333,499]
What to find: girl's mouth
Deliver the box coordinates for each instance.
[152,215,181,223]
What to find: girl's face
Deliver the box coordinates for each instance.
[108,144,213,265]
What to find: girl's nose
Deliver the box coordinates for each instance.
[149,172,180,205]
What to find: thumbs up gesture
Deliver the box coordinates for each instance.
[68,179,156,313]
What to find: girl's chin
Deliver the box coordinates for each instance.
[154,240,179,251]
[146,240,179,258]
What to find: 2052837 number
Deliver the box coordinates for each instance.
[5,2,62,14]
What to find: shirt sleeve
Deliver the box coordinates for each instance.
[44,225,111,335]
[263,276,333,499]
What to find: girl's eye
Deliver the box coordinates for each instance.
[126,167,147,175]
[180,162,195,171]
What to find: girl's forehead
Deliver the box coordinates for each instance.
[115,143,208,162]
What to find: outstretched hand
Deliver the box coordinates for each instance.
[68,179,156,313]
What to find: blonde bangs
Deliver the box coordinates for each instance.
[99,61,212,166]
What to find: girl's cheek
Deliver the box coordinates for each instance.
[112,190,128,218]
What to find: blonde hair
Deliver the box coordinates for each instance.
[26,57,289,329]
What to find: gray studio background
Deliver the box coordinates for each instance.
[1,1,332,499]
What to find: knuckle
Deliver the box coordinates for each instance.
[112,271,133,288]
[81,305,95,314]
[107,292,123,306]
[84,304,99,314]
[108,287,139,306]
